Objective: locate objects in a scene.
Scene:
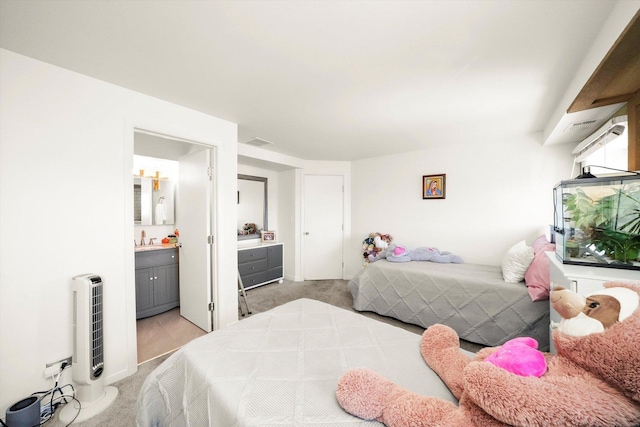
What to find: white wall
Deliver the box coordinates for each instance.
[0,49,238,414]
[347,133,575,277]
[277,168,302,280]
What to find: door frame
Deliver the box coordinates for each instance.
[124,119,220,374]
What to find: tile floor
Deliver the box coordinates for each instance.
[136,308,207,364]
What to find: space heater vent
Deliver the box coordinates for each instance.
[59,274,118,424]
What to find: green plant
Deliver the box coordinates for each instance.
[563,183,640,264]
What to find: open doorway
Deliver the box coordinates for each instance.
[133,131,215,363]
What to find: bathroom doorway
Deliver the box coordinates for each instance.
[133,131,215,363]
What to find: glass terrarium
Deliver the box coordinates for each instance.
[553,174,640,270]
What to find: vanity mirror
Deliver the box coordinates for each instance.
[237,174,267,240]
[134,177,175,226]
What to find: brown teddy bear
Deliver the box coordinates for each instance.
[336,281,640,426]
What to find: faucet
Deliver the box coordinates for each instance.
[149,238,156,245]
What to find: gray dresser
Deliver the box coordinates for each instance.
[135,247,180,319]
[238,242,284,290]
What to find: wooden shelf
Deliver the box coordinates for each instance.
[567,10,640,170]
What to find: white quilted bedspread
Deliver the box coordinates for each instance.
[135,298,459,426]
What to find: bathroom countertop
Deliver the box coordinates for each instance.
[134,244,178,252]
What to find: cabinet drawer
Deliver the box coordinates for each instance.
[241,271,268,288]
[239,259,268,277]
[238,247,267,264]
[135,248,179,269]
[266,266,283,281]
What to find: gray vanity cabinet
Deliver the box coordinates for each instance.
[135,248,180,319]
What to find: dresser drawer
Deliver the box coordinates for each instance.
[135,248,179,269]
[238,259,268,277]
[238,247,268,264]
[266,266,283,281]
[241,271,268,288]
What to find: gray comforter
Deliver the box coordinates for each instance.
[349,260,549,350]
[136,298,465,426]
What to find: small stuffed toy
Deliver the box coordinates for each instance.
[369,243,464,264]
[337,281,640,426]
[362,233,393,265]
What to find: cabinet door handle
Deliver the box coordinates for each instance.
[150,277,153,281]
[155,277,158,280]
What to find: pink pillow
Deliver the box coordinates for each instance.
[524,243,555,301]
[531,235,551,254]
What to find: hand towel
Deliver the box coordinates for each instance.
[155,203,166,225]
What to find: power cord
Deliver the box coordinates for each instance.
[29,361,80,427]
[2,362,81,427]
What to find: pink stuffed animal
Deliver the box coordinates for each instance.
[484,337,546,377]
[337,282,640,426]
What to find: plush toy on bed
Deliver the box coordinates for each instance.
[368,243,464,264]
[336,281,640,427]
[362,233,393,265]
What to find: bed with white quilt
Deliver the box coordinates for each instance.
[348,259,550,351]
[135,298,471,426]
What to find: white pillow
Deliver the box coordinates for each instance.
[501,240,534,283]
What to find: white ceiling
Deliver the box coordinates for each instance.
[0,0,621,161]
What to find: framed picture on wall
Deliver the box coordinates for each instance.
[423,174,446,199]
[261,230,276,242]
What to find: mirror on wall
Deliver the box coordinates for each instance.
[134,176,176,225]
[133,152,178,226]
[237,174,267,240]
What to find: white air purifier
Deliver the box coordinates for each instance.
[59,274,118,424]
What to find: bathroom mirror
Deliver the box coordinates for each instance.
[237,174,267,240]
[134,177,176,225]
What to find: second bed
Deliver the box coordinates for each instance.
[348,260,550,350]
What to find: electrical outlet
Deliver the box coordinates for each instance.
[44,356,72,378]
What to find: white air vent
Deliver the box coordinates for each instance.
[572,115,627,162]
[563,120,598,134]
[243,138,274,147]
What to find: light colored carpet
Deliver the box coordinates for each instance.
[46,279,484,426]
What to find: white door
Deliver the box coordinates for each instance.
[177,148,215,332]
[303,175,344,280]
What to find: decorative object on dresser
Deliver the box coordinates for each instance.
[135,247,180,319]
[237,242,283,290]
[261,230,275,242]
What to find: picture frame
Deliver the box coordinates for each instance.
[261,230,276,242]
[422,174,446,199]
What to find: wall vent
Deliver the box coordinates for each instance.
[563,120,598,134]
[242,137,274,147]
